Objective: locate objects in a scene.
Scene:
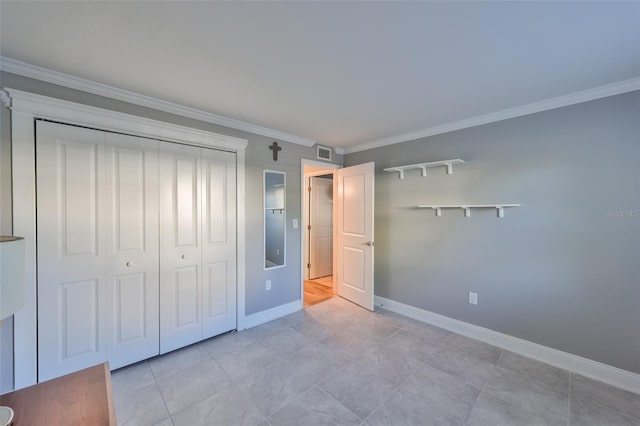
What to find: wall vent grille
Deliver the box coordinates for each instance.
[317,145,332,161]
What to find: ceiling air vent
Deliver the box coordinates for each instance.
[317,145,332,161]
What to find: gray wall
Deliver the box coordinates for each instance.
[0,70,342,390]
[345,91,640,374]
[246,142,328,313]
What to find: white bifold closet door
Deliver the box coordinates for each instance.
[36,120,237,381]
[105,132,160,370]
[36,121,160,380]
[159,143,237,353]
[201,148,237,340]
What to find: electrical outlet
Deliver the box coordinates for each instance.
[266,280,272,291]
[469,292,478,305]
[276,249,280,256]
[292,218,299,229]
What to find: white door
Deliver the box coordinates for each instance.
[36,121,108,381]
[309,176,333,279]
[105,133,160,369]
[337,162,375,311]
[201,149,237,339]
[159,143,203,353]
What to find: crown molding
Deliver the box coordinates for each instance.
[3,56,637,155]
[0,56,316,147]
[5,88,248,152]
[0,89,10,108]
[344,77,640,154]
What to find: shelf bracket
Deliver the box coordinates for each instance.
[497,206,505,218]
[388,168,404,179]
[445,162,454,175]
[463,207,471,217]
[434,207,442,217]
[418,166,427,177]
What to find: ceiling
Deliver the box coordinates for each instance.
[1,1,639,152]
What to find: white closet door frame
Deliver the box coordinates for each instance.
[5,89,248,389]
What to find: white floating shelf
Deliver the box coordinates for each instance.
[384,159,465,179]
[417,204,521,218]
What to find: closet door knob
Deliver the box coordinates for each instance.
[181,254,186,260]
[126,261,132,267]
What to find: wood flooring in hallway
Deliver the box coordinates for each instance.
[303,275,335,307]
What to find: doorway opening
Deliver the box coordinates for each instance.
[301,160,339,307]
[300,159,375,311]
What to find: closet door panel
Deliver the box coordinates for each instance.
[36,121,108,382]
[106,133,160,369]
[174,266,199,326]
[206,261,228,317]
[175,158,199,247]
[202,150,237,338]
[114,273,146,341]
[60,280,100,358]
[160,143,203,353]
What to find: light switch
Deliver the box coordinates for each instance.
[292,218,298,229]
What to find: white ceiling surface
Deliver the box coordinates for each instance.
[1,1,639,152]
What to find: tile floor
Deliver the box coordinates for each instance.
[112,297,640,426]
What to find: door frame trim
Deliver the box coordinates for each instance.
[5,88,248,389]
[300,159,340,306]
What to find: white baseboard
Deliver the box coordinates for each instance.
[375,296,640,395]
[241,300,302,330]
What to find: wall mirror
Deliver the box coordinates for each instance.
[264,170,286,270]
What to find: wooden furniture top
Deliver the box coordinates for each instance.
[0,363,116,426]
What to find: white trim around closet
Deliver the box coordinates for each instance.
[4,88,248,389]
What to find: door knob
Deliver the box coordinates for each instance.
[362,241,374,246]
[181,254,186,259]
[126,261,132,267]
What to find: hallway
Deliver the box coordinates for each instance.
[303,276,335,307]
